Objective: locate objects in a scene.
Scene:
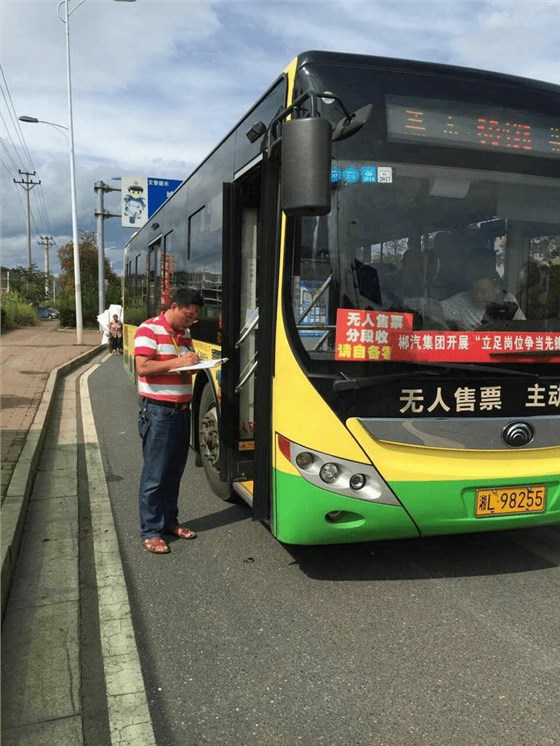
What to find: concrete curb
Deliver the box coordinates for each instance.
[81,368,157,745]
[1,345,105,620]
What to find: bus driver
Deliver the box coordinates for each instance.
[442,269,525,330]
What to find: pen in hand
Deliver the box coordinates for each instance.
[175,351,200,368]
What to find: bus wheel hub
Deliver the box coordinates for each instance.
[200,409,219,469]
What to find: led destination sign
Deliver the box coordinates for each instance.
[386,95,560,158]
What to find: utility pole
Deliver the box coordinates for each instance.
[94,180,121,315]
[13,170,41,270]
[38,235,55,299]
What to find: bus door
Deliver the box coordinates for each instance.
[147,238,161,317]
[221,179,258,503]
[221,164,275,520]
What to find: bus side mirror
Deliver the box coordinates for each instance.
[281,117,332,217]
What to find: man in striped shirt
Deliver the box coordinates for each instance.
[135,287,204,554]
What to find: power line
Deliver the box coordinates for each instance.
[1,64,55,259]
[0,65,36,171]
[1,124,24,172]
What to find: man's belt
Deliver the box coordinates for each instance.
[143,398,190,411]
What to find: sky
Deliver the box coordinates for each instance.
[1,0,559,277]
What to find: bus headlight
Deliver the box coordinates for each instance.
[349,473,366,490]
[277,433,401,507]
[295,451,314,469]
[320,462,339,484]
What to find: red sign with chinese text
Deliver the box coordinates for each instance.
[161,253,176,308]
[335,309,560,364]
[335,310,414,361]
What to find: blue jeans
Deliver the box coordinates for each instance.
[138,401,191,539]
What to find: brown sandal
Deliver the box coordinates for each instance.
[168,525,197,540]
[142,537,170,554]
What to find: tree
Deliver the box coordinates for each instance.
[58,231,120,294]
[57,231,121,325]
[8,264,52,306]
[532,234,560,264]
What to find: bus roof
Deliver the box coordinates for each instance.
[293,50,559,95]
[123,50,558,250]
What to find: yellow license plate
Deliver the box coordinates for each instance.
[475,484,546,517]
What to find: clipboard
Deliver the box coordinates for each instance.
[172,357,228,372]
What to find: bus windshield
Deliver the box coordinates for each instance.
[288,162,560,364]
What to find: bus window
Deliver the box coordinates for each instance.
[288,163,560,357]
[146,241,160,317]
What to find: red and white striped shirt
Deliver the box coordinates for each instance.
[134,313,194,403]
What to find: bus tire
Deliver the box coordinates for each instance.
[198,384,233,501]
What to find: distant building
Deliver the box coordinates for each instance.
[1,266,16,294]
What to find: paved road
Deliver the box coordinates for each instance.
[89,355,560,746]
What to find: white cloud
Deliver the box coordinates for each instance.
[451,2,560,81]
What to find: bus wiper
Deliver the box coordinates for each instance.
[489,350,560,358]
[332,361,541,392]
[402,360,542,376]
[333,367,443,391]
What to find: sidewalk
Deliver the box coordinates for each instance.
[0,322,104,614]
[1,325,156,745]
[0,323,102,500]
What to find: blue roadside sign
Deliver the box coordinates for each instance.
[147,177,183,217]
[122,176,182,228]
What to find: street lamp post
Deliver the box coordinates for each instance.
[19,116,69,138]
[59,0,136,341]
[59,0,84,343]
[19,112,82,340]
[20,0,136,344]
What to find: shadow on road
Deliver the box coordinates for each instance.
[283,527,559,581]
[172,500,250,537]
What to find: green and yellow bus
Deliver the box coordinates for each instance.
[123,50,560,545]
